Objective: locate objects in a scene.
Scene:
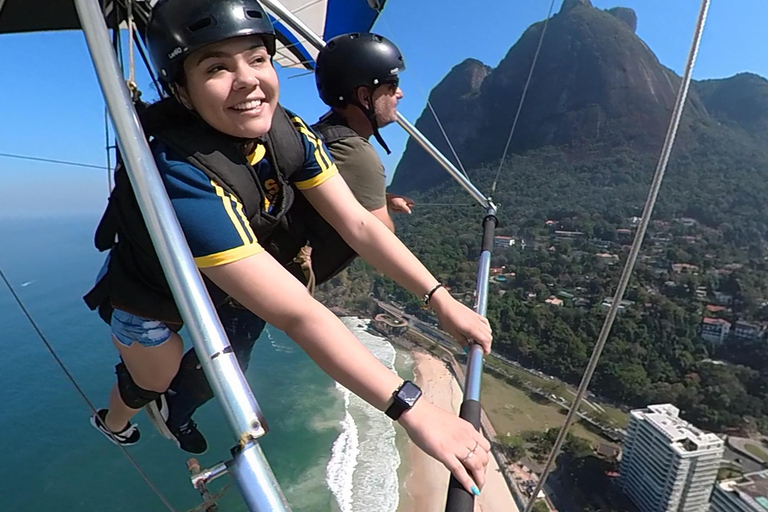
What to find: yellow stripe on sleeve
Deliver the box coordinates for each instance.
[292,117,334,171]
[211,180,250,244]
[194,244,264,268]
[294,165,339,190]
[313,136,334,170]
[235,199,258,243]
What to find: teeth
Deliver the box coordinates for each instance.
[232,100,262,111]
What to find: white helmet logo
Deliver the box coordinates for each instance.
[168,47,183,59]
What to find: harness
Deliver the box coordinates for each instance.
[280,112,362,286]
[84,98,306,325]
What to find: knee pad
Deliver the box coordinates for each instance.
[115,362,161,409]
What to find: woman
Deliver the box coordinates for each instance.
[88,0,492,496]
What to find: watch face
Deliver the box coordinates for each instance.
[397,381,422,407]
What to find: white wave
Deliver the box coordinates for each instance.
[264,326,296,353]
[21,280,34,287]
[326,386,359,512]
[325,317,402,512]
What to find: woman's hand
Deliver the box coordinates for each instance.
[430,287,492,354]
[399,400,491,494]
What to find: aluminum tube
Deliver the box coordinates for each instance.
[396,113,492,209]
[464,212,496,401]
[231,443,293,512]
[464,251,491,401]
[74,0,288,473]
[191,461,231,489]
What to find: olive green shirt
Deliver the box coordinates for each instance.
[325,135,387,211]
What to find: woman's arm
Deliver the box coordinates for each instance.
[202,252,491,492]
[204,252,401,408]
[301,175,492,353]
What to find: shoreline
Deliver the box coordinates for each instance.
[397,351,519,512]
[334,313,518,512]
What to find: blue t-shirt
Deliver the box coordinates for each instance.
[151,113,337,269]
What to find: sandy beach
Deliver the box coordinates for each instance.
[398,351,519,512]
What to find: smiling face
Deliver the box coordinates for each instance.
[176,35,279,139]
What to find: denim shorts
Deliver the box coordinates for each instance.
[95,255,173,348]
[111,308,173,348]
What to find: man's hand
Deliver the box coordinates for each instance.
[386,193,414,214]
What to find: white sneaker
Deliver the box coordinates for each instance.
[90,409,140,446]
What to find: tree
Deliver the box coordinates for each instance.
[564,435,593,459]
[498,434,525,460]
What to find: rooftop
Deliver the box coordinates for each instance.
[718,470,768,510]
[632,404,722,452]
[702,317,731,326]
[735,320,760,330]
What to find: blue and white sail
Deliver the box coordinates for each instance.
[0,0,387,70]
[268,0,388,69]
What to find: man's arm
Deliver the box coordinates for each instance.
[324,137,395,229]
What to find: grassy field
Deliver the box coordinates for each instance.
[744,443,768,464]
[481,372,613,448]
[399,326,630,442]
[600,405,630,429]
[484,355,630,429]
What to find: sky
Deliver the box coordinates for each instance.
[0,0,766,218]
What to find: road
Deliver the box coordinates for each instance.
[376,300,459,352]
[376,299,625,442]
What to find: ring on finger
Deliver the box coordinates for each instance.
[462,450,475,462]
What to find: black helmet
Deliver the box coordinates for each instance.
[315,33,405,108]
[146,0,276,84]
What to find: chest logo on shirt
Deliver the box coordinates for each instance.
[263,178,280,210]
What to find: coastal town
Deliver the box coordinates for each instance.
[490,215,768,345]
[368,296,768,512]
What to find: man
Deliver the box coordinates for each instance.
[283,32,416,285]
[150,33,422,452]
[314,32,415,228]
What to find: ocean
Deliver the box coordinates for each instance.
[0,214,410,512]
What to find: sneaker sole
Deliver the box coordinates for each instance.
[145,396,174,440]
[170,422,208,455]
[90,413,140,447]
[173,437,207,455]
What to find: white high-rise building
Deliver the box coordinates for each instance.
[619,404,724,512]
[710,470,768,512]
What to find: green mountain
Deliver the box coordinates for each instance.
[390,0,767,199]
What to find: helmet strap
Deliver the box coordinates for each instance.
[351,88,391,155]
